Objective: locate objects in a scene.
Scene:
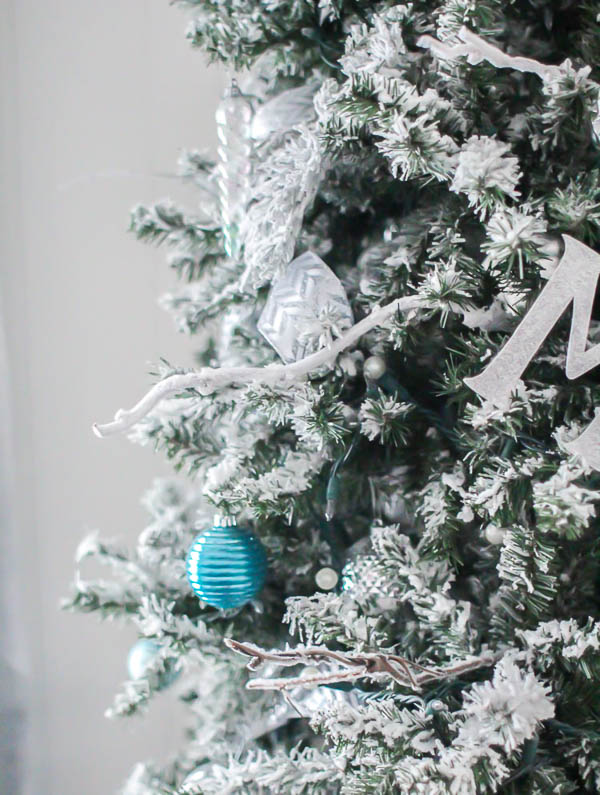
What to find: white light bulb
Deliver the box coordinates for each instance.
[363,355,387,380]
[315,567,339,590]
[484,524,507,545]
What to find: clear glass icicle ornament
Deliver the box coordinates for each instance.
[215,80,254,260]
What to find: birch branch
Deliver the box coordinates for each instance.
[417,26,562,81]
[93,295,426,438]
[225,638,497,693]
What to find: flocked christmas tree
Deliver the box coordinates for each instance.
[63,2,600,792]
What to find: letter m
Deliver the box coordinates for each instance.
[465,235,600,469]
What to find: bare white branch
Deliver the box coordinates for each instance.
[418,26,562,81]
[225,638,497,693]
[93,295,426,437]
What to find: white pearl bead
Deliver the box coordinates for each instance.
[315,567,339,590]
[363,355,387,380]
[484,524,507,545]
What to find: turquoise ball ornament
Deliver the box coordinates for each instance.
[186,516,268,609]
[127,639,180,690]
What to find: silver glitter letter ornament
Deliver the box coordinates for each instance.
[465,235,600,469]
[258,251,353,363]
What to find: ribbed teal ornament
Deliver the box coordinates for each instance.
[186,516,267,609]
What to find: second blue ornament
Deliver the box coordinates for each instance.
[127,638,180,690]
[186,516,267,609]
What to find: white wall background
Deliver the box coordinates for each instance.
[1,2,226,793]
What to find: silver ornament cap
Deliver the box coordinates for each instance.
[213,514,237,528]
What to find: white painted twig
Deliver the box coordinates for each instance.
[248,668,373,692]
[418,26,562,81]
[93,295,426,437]
[225,638,497,693]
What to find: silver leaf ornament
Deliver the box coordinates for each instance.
[250,84,317,141]
[258,251,354,363]
[465,235,600,469]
